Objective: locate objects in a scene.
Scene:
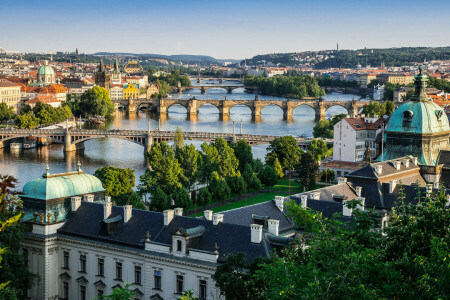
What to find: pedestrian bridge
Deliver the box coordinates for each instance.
[0,128,331,154]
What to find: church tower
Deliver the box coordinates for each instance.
[94,58,111,90]
[111,58,122,85]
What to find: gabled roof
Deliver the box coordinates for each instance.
[348,156,421,180]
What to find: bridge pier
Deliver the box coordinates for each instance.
[145,135,153,154]
[315,103,326,121]
[227,87,233,94]
[283,108,293,122]
[200,87,206,94]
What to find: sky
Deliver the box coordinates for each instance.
[1,0,450,59]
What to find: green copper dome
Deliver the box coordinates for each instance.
[385,100,450,134]
[37,60,55,76]
[22,170,105,200]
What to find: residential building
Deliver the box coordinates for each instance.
[376,73,414,85]
[356,73,377,88]
[146,83,159,99]
[110,84,124,101]
[25,94,61,108]
[333,116,383,163]
[373,84,385,100]
[0,79,21,113]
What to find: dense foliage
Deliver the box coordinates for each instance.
[244,75,325,99]
[214,186,450,299]
[315,47,450,68]
[148,69,190,87]
[15,102,72,129]
[362,101,394,117]
[0,104,15,122]
[265,136,303,172]
[317,77,359,88]
[78,86,114,116]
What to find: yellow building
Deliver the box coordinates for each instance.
[0,79,21,113]
[123,84,139,99]
[377,74,414,85]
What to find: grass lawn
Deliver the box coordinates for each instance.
[189,178,303,217]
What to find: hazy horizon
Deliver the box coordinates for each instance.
[1,0,450,59]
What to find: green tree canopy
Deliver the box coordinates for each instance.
[174,126,184,149]
[172,187,191,210]
[197,187,212,208]
[14,112,40,129]
[176,144,199,192]
[258,166,278,191]
[201,138,239,178]
[307,138,329,161]
[0,103,15,122]
[209,172,231,205]
[295,151,318,190]
[94,167,135,199]
[149,186,170,212]
[80,86,114,116]
[226,175,247,196]
[231,140,253,173]
[265,136,303,172]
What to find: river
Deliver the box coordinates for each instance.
[0,79,363,189]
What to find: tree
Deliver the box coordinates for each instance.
[0,103,15,122]
[259,166,278,191]
[114,191,146,210]
[232,140,253,173]
[201,138,239,178]
[149,187,170,212]
[94,167,135,199]
[0,178,36,298]
[313,119,333,138]
[385,100,395,115]
[0,176,18,195]
[174,126,184,149]
[319,169,335,183]
[179,290,199,300]
[247,173,262,191]
[176,144,199,192]
[273,158,284,178]
[14,112,40,129]
[97,283,136,300]
[265,136,303,173]
[307,139,329,161]
[295,151,318,190]
[212,253,269,300]
[209,172,231,206]
[226,176,247,196]
[172,187,191,210]
[80,86,114,116]
[145,141,181,193]
[197,187,212,208]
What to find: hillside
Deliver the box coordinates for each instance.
[93,52,240,64]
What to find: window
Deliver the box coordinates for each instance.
[97,289,104,297]
[154,270,161,290]
[63,251,69,269]
[177,240,182,252]
[176,275,184,294]
[80,285,86,300]
[199,280,207,299]
[134,266,142,284]
[79,255,86,273]
[98,258,104,276]
[23,248,29,268]
[63,282,69,299]
[116,262,122,280]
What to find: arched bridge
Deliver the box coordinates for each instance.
[174,85,244,94]
[156,97,367,121]
[0,128,331,154]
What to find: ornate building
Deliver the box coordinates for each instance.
[94,58,111,91]
[123,60,143,74]
[381,67,450,164]
[37,60,56,85]
[111,58,121,85]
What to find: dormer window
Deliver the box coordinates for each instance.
[177,240,182,252]
[403,110,413,127]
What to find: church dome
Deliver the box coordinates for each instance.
[37,60,55,76]
[385,100,450,134]
[22,169,105,200]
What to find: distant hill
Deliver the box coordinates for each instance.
[93,52,241,64]
[243,47,450,68]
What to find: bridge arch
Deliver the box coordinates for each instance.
[197,103,220,116]
[260,104,284,119]
[292,104,317,118]
[325,104,351,117]
[70,135,147,147]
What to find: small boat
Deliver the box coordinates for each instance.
[37,137,53,146]
[23,140,36,149]
[10,143,23,150]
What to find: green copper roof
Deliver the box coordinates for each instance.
[385,100,450,134]
[37,61,55,76]
[22,171,105,200]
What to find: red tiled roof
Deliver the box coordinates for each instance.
[26,95,60,104]
[344,117,383,131]
[0,79,20,88]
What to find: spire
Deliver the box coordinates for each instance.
[114,58,119,71]
[99,58,105,72]
[412,65,428,102]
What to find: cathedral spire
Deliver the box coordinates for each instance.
[99,58,105,72]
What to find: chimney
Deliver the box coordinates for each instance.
[268,219,279,236]
[213,214,224,225]
[393,161,401,170]
[412,157,418,165]
[311,192,320,200]
[426,183,433,198]
[174,208,183,216]
[104,196,112,219]
[71,196,81,211]
[356,186,362,197]
[402,159,410,168]
[389,180,397,194]
[250,224,263,243]
[374,165,383,175]
[342,200,352,217]
[355,197,365,211]
[163,209,174,225]
[300,195,308,209]
[123,205,132,223]
[83,194,94,202]
[204,210,213,221]
[338,177,347,184]
[274,196,285,212]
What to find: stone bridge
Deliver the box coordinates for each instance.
[0,128,331,154]
[175,85,244,94]
[156,97,366,121]
[191,77,244,84]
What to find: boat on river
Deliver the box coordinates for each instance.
[23,140,36,149]
[10,143,22,150]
